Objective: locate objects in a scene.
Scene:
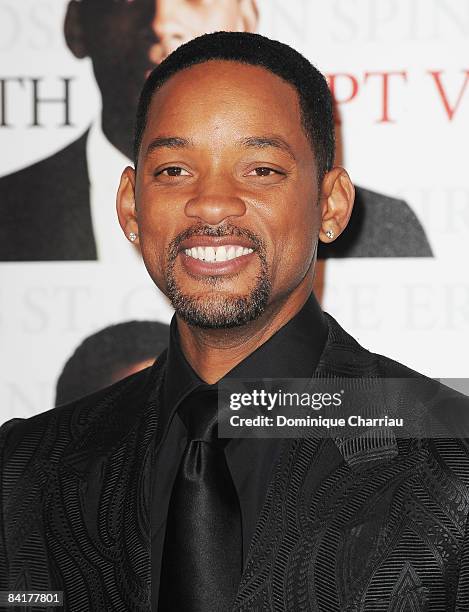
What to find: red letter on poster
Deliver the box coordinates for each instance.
[429,70,469,121]
[364,71,407,123]
[326,73,359,124]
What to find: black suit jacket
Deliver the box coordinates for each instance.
[0,135,432,261]
[0,133,95,261]
[1,313,468,611]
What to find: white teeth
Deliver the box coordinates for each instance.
[215,246,227,262]
[205,246,215,262]
[184,245,254,261]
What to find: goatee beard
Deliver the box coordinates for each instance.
[165,225,271,329]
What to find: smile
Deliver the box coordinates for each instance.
[183,245,254,262]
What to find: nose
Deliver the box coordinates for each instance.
[185,177,247,226]
[149,0,186,65]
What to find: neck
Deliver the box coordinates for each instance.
[177,275,315,384]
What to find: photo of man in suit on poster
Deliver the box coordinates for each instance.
[0,0,432,262]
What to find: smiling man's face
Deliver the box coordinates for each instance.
[121,61,322,328]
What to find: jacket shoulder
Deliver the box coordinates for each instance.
[0,132,89,188]
[323,312,467,400]
[0,354,166,470]
[318,185,433,258]
[354,186,433,256]
[0,131,93,261]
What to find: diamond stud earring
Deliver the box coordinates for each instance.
[325,229,335,240]
[129,232,138,242]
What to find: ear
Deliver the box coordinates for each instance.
[239,0,259,32]
[318,167,355,243]
[116,166,140,245]
[64,0,88,59]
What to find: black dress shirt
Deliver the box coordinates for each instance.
[151,292,328,608]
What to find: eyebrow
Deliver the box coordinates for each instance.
[146,136,193,156]
[239,135,296,161]
[144,134,296,160]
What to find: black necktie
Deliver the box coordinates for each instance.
[158,389,242,611]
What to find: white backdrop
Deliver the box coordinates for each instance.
[1,0,468,422]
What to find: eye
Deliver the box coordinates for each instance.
[155,166,191,177]
[247,167,282,177]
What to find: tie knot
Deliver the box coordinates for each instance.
[178,389,227,446]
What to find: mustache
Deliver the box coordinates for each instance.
[167,224,266,261]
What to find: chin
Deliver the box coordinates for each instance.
[170,283,271,330]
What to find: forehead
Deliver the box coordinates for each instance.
[144,61,308,149]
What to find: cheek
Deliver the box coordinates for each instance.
[137,190,189,269]
[270,199,318,248]
[265,199,319,279]
[137,204,169,269]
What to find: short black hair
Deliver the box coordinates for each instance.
[55,320,169,406]
[134,31,335,180]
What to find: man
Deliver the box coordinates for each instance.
[0,33,463,610]
[0,0,431,261]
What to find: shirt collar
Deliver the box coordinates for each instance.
[87,118,129,186]
[162,292,328,434]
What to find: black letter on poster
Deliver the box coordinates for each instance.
[30,77,74,127]
[0,78,25,127]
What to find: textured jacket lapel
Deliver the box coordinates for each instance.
[315,313,399,469]
[234,436,429,611]
[233,312,410,610]
[55,353,167,610]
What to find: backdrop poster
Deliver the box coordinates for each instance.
[1,0,468,422]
